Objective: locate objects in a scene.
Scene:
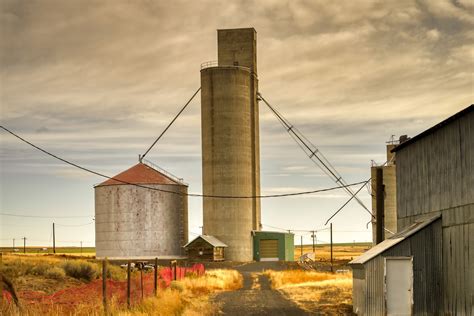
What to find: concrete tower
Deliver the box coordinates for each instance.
[201,28,260,261]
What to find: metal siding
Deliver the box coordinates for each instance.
[396,110,473,315]
[360,220,442,315]
[352,267,366,315]
[95,183,188,258]
[397,111,473,223]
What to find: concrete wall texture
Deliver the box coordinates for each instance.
[371,144,397,242]
[95,183,188,258]
[201,28,261,261]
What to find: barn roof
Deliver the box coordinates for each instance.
[183,235,228,248]
[96,162,183,186]
[392,104,473,153]
[349,214,441,265]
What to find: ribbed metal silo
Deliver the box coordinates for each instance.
[94,162,188,258]
[201,28,261,261]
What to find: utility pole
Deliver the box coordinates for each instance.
[311,230,316,253]
[22,237,26,254]
[80,241,83,255]
[300,235,303,256]
[330,223,333,273]
[375,167,385,244]
[12,238,15,251]
[53,222,56,254]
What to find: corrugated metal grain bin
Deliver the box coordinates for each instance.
[94,162,188,259]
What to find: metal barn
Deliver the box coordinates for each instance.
[351,104,473,315]
[350,215,442,315]
[252,231,294,261]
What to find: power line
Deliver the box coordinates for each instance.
[55,221,94,227]
[140,87,201,161]
[258,93,372,215]
[0,212,93,219]
[0,125,367,199]
[262,223,330,233]
[325,179,371,225]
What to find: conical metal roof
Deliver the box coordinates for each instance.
[97,163,182,186]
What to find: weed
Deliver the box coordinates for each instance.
[44,267,66,280]
[62,261,97,281]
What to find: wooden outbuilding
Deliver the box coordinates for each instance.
[183,235,227,261]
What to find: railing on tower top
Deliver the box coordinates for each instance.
[142,159,188,186]
[201,60,218,70]
[200,60,251,71]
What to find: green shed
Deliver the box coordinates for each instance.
[252,231,294,261]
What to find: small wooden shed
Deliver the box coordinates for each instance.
[183,235,227,261]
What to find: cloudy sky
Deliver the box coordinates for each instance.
[1,0,472,248]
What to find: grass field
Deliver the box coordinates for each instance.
[0,247,95,256]
[294,243,371,261]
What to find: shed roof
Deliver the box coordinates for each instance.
[96,163,183,187]
[183,235,228,248]
[392,104,473,153]
[252,230,294,236]
[349,214,441,265]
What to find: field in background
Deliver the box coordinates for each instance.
[0,247,95,257]
[1,242,372,261]
[293,243,371,261]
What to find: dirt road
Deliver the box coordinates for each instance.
[213,262,309,316]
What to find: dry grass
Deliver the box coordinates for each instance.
[265,269,354,315]
[2,267,242,316]
[2,254,125,286]
[294,244,370,261]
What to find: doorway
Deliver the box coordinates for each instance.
[385,257,413,315]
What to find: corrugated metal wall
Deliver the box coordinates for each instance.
[395,109,473,315]
[354,219,442,315]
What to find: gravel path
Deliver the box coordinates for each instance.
[213,262,309,316]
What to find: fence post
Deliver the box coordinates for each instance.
[140,267,144,300]
[0,253,3,305]
[102,258,108,314]
[330,223,333,273]
[127,260,131,309]
[174,261,177,281]
[154,257,158,296]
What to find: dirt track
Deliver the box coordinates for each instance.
[212,262,309,316]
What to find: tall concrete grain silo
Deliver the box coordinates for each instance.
[201,28,261,261]
[94,162,188,259]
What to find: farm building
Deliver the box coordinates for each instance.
[350,104,473,315]
[252,231,294,261]
[370,141,399,242]
[201,28,261,262]
[183,235,227,261]
[95,162,188,259]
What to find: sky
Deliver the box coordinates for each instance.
[1,0,473,248]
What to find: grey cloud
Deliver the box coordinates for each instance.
[0,1,472,239]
